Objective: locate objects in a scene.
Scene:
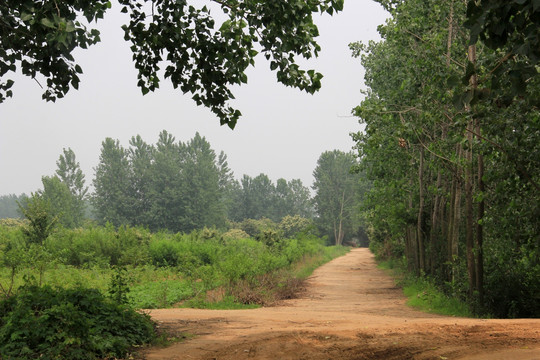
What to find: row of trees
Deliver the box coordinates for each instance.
[3,132,365,243]
[93,131,317,233]
[353,0,539,317]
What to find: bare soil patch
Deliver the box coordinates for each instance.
[142,248,540,359]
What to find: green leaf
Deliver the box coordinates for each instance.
[41,18,56,29]
[21,12,33,22]
[65,21,76,33]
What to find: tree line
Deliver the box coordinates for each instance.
[1,132,367,245]
[353,0,539,317]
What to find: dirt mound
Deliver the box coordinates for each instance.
[143,249,540,359]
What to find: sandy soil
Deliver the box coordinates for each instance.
[142,248,540,360]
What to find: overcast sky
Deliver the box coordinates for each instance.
[0,1,388,196]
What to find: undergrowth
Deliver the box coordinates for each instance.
[0,285,155,359]
[377,259,473,317]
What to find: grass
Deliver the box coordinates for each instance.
[185,245,350,309]
[377,258,473,317]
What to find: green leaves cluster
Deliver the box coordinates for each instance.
[92,131,314,231]
[353,0,539,317]
[1,0,343,127]
[0,285,154,359]
[312,150,368,246]
[0,0,110,102]
[228,175,314,222]
[93,131,228,232]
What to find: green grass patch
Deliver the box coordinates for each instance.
[402,278,473,317]
[376,257,473,317]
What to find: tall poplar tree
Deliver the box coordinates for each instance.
[312,150,359,245]
[92,138,132,226]
[55,148,88,226]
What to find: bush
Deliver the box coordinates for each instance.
[0,285,155,359]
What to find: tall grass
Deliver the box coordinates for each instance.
[0,223,345,309]
[377,259,473,317]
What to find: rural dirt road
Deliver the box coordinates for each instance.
[143,248,539,359]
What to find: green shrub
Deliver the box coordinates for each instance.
[149,240,181,267]
[0,285,155,359]
[222,228,250,240]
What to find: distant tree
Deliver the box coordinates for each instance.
[92,138,132,226]
[0,0,343,127]
[230,174,275,221]
[18,193,57,245]
[92,131,231,232]
[312,150,359,245]
[55,148,88,226]
[146,130,186,231]
[180,133,227,230]
[127,135,154,226]
[274,178,314,220]
[229,175,313,222]
[0,194,26,219]
[39,176,80,228]
[217,150,239,218]
[286,179,315,219]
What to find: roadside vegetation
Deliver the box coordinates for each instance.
[376,257,473,318]
[0,218,347,358]
[353,0,539,318]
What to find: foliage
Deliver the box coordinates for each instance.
[108,266,130,305]
[39,175,82,228]
[92,131,234,232]
[466,0,539,89]
[222,228,250,240]
[0,0,344,127]
[0,194,26,219]
[18,193,57,245]
[279,215,315,239]
[378,259,472,317]
[0,285,154,359]
[53,148,88,227]
[235,217,277,237]
[312,150,366,245]
[228,174,314,222]
[353,0,539,318]
[0,222,337,310]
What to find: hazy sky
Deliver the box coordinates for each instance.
[0,1,388,196]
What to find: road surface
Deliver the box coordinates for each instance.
[143,248,539,359]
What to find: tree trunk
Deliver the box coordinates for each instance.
[465,120,476,297]
[475,121,485,304]
[448,145,462,283]
[417,146,426,274]
[465,44,477,298]
[430,166,442,275]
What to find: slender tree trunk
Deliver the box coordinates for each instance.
[338,190,346,245]
[465,121,476,297]
[417,146,426,273]
[449,145,462,283]
[446,0,454,67]
[333,219,338,246]
[407,177,420,275]
[476,121,485,304]
[465,44,477,297]
[430,166,442,275]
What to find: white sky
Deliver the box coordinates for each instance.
[0,1,387,196]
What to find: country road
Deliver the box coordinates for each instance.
[143,248,540,360]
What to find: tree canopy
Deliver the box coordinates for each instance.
[353,0,539,317]
[0,0,343,128]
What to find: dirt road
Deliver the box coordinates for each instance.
[143,248,539,359]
